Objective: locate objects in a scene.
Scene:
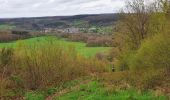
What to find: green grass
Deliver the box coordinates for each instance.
[24,78,89,100]
[24,81,168,100]
[56,81,168,100]
[25,92,45,100]
[0,36,111,57]
[0,24,16,30]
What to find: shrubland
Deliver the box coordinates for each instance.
[0,37,109,99]
[109,0,170,95]
[129,33,170,70]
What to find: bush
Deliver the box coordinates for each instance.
[115,33,170,71]
[95,52,106,60]
[114,51,135,71]
[127,68,167,90]
[14,40,85,90]
[107,48,120,61]
[10,37,108,90]
[113,33,170,90]
[0,37,109,98]
[130,33,170,70]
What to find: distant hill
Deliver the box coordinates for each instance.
[0,14,119,30]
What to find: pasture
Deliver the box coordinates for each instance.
[0,36,111,57]
[0,25,16,30]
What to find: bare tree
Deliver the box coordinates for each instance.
[120,0,152,49]
[157,0,170,33]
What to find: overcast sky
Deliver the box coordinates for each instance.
[0,0,126,18]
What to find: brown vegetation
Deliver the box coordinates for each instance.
[0,30,32,42]
[0,40,109,98]
[62,33,114,47]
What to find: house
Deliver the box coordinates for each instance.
[64,28,79,33]
[88,28,97,33]
[44,28,53,33]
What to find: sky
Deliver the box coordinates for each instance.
[0,0,126,18]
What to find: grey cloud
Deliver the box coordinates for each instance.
[0,0,125,18]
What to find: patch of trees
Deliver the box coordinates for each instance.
[44,22,69,28]
[56,33,115,47]
[0,31,20,42]
[11,30,29,36]
[0,30,32,43]
[0,14,118,31]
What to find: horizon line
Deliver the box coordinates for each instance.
[0,13,118,19]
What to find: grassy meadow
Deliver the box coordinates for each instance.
[24,81,168,100]
[56,81,167,100]
[0,25,16,30]
[0,36,111,57]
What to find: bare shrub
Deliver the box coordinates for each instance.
[0,31,31,42]
[60,33,114,47]
[86,36,114,47]
[95,52,106,60]
[14,42,78,89]
[67,33,89,42]
[127,68,170,90]
[12,38,109,90]
[107,47,120,62]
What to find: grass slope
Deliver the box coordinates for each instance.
[24,81,168,100]
[56,81,168,100]
[0,36,111,57]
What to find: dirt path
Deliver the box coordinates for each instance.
[45,80,91,100]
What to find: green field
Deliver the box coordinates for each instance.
[56,81,167,100]
[24,81,168,100]
[0,24,16,30]
[0,36,111,57]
